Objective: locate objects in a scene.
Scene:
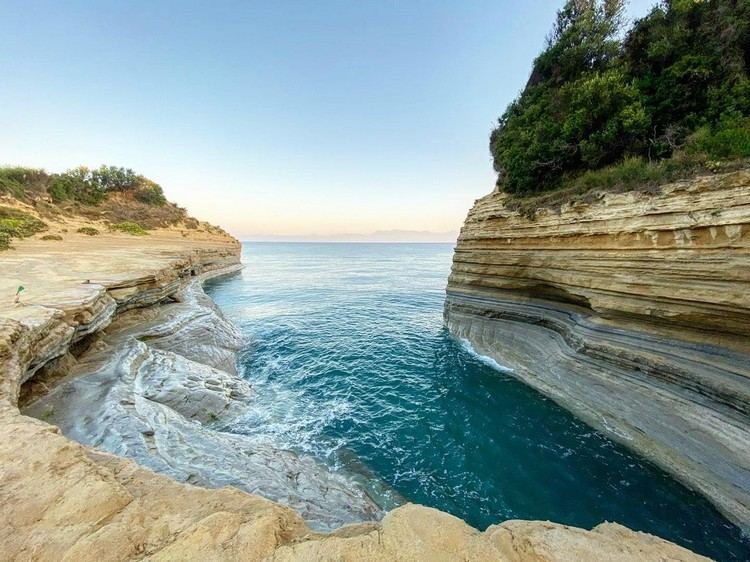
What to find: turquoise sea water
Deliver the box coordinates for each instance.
[205,242,749,560]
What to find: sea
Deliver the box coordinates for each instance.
[205,242,749,560]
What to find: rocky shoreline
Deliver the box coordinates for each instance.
[0,231,712,560]
[445,169,750,534]
[20,265,385,532]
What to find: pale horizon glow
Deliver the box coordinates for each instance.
[1,1,656,242]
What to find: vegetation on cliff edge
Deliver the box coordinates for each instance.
[491,0,750,196]
[0,206,47,250]
[0,164,198,234]
[1,165,167,206]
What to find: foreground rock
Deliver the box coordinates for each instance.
[21,271,384,530]
[0,228,710,560]
[445,168,750,533]
[0,413,710,562]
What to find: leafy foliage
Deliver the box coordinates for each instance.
[76,226,100,236]
[528,0,624,87]
[49,167,107,205]
[48,165,168,206]
[624,0,750,150]
[133,181,167,206]
[491,0,750,195]
[0,164,169,207]
[687,114,750,159]
[0,167,49,198]
[109,221,149,235]
[90,166,142,192]
[0,206,48,250]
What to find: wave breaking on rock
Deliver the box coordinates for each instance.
[23,269,384,531]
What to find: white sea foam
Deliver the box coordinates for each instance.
[459,338,514,374]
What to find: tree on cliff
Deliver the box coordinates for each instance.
[490,0,750,196]
[623,0,750,158]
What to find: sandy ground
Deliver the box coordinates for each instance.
[0,228,239,317]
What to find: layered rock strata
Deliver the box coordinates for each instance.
[21,270,384,530]
[445,168,750,532]
[0,231,711,560]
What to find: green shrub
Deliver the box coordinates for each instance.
[686,116,750,160]
[133,182,167,206]
[41,234,63,241]
[90,165,141,192]
[49,167,106,205]
[1,163,168,208]
[76,226,100,236]
[0,207,47,251]
[490,0,750,195]
[89,165,167,205]
[0,167,50,198]
[493,67,650,194]
[565,155,695,196]
[0,207,47,237]
[46,165,166,206]
[110,221,148,235]
[491,1,629,195]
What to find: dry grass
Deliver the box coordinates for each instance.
[504,157,749,219]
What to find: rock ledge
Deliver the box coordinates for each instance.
[445,169,750,534]
[0,230,710,560]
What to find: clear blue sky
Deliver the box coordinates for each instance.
[1,1,656,241]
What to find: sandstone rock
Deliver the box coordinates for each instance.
[0,229,712,560]
[445,169,750,532]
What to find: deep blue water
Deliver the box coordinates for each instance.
[205,242,749,561]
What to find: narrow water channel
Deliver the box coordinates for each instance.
[204,242,749,561]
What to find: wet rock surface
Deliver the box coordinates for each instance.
[0,230,714,560]
[23,273,384,530]
[445,169,750,533]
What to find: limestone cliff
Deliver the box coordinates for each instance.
[0,223,714,560]
[445,168,750,533]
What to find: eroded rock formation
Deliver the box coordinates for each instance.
[21,271,384,531]
[0,228,712,560]
[445,168,750,533]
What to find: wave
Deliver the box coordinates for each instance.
[458,338,514,374]
[23,275,384,531]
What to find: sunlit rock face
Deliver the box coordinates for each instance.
[23,273,383,531]
[0,231,714,560]
[444,168,750,532]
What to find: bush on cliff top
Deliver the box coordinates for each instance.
[48,165,168,206]
[0,164,169,206]
[0,167,50,198]
[48,166,107,205]
[491,0,750,196]
[133,182,167,206]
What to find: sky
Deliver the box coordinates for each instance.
[1,0,656,241]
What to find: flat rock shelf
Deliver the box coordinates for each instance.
[0,230,742,560]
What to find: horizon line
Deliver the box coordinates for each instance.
[240,239,456,244]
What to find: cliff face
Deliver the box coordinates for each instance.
[445,168,750,532]
[0,228,713,560]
